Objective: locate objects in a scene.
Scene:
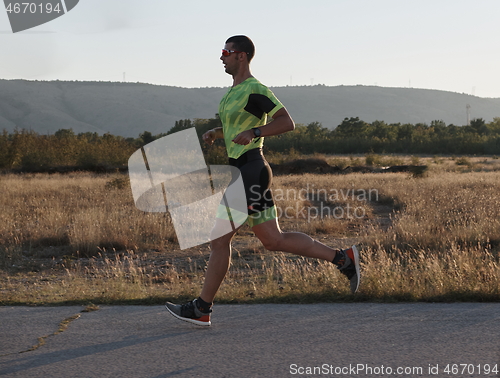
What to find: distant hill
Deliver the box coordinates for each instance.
[0,79,498,137]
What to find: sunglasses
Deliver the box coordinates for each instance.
[221,49,249,57]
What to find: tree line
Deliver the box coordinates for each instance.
[265,117,500,155]
[1,116,500,171]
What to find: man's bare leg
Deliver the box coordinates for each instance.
[165,219,240,325]
[199,225,239,303]
[252,217,337,261]
[166,217,359,325]
[252,217,360,293]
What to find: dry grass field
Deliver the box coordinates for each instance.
[1,154,500,305]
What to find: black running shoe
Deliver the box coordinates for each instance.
[337,245,361,293]
[165,299,212,326]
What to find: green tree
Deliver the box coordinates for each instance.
[470,118,488,135]
[487,117,500,134]
[139,131,155,145]
[167,119,194,135]
[370,120,397,141]
[54,128,75,139]
[305,121,327,137]
[397,124,414,140]
[334,117,370,137]
[430,120,447,137]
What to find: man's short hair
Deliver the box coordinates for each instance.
[226,35,255,62]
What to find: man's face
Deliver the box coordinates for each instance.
[220,42,241,75]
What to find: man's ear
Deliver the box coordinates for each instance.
[238,52,248,62]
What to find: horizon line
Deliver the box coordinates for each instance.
[0,78,497,99]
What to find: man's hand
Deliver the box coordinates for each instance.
[232,129,255,145]
[202,129,217,145]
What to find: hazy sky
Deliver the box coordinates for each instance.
[1,0,500,98]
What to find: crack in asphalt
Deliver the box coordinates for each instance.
[18,313,81,354]
[1,304,99,357]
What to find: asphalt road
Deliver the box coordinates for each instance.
[1,303,499,378]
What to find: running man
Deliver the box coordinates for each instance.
[166,35,360,326]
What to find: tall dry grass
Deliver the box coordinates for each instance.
[362,171,500,251]
[0,173,176,265]
[1,156,500,304]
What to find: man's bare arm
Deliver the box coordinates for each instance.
[232,108,295,145]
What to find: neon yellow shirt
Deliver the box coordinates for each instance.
[218,77,284,159]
